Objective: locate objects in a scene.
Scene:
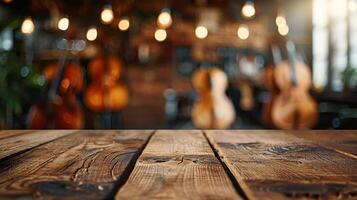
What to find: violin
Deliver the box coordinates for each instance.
[271,41,317,129]
[27,60,84,129]
[84,56,129,112]
[191,67,235,129]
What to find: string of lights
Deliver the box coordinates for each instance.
[18,0,288,42]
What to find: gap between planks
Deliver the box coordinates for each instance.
[202,130,249,200]
[0,130,154,200]
[205,130,357,200]
[116,130,242,199]
[105,130,156,199]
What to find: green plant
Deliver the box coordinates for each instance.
[341,64,357,92]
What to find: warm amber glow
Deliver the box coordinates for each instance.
[21,17,35,35]
[101,5,114,24]
[278,24,289,36]
[86,27,98,41]
[61,78,70,90]
[58,17,69,31]
[241,1,256,18]
[195,26,208,39]
[118,18,130,31]
[157,11,172,29]
[276,14,287,27]
[3,0,12,3]
[154,29,167,42]
[237,24,249,40]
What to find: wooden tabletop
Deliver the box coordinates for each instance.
[0,130,356,200]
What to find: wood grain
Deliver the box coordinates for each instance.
[0,130,152,199]
[205,130,357,200]
[0,130,35,140]
[0,130,75,160]
[116,130,241,200]
[287,130,357,157]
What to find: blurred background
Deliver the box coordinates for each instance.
[0,0,356,130]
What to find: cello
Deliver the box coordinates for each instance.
[27,51,84,129]
[262,45,281,128]
[271,41,317,129]
[84,55,129,113]
[191,66,235,129]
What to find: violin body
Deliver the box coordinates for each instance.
[84,56,129,112]
[192,68,235,129]
[272,61,317,129]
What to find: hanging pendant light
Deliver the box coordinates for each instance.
[21,17,35,35]
[241,0,256,18]
[157,7,172,29]
[154,29,167,42]
[118,17,130,31]
[195,25,208,39]
[275,12,287,27]
[237,24,249,40]
[101,4,114,24]
[86,27,98,41]
[58,16,69,31]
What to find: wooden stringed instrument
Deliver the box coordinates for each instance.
[236,53,263,111]
[271,41,317,129]
[191,67,235,129]
[262,45,281,128]
[27,52,84,129]
[84,55,129,112]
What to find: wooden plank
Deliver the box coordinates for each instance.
[0,130,153,199]
[116,130,241,200]
[0,130,35,140]
[287,130,357,157]
[205,130,357,200]
[0,130,75,160]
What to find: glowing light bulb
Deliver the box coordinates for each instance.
[86,27,98,41]
[157,9,172,29]
[101,5,114,24]
[154,29,167,42]
[276,14,287,27]
[241,1,255,18]
[118,18,130,31]
[58,17,69,31]
[237,24,249,40]
[278,24,289,36]
[21,17,35,35]
[3,0,13,3]
[195,26,208,39]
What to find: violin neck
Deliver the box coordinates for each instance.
[286,40,298,86]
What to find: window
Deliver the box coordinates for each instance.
[313,0,357,92]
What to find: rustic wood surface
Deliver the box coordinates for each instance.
[116,130,241,200]
[205,130,357,200]
[0,130,75,160]
[0,130,356,200]
[0,130,152,199]
[287,130,357,157]
[0,130,35,140]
